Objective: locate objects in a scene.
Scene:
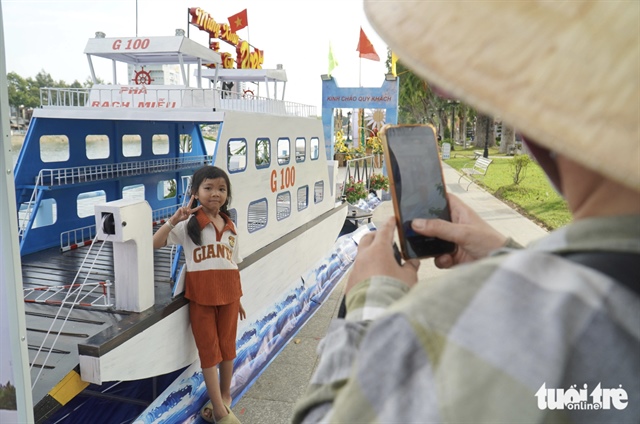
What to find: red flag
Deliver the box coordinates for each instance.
[228,9,248,32]
[357,27,380,61]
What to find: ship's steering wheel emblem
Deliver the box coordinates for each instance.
[133,67,154,85]
[242,89,255,99]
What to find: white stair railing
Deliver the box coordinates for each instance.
[18,171,45,241]
[28,220,113,385]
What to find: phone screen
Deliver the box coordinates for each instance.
[382,125,456,258]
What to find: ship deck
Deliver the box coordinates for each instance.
[22,225,184,408]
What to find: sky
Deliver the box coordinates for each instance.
[1,0,390,112]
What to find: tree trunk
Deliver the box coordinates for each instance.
[475,114,494,150]
[438,109,448,140]
[458,105,468,149]
[501,124,516,154]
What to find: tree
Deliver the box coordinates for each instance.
[7,72,33,105]
[476,113,495,155]
[458,103,476,148]
[500,123,516,154]
[34,69,56,88]
[386,49,481,144]
[387,49,437,125]
[83,76,105,87]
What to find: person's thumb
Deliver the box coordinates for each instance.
[411,218,457,243]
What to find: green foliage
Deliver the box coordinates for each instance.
[7,70,88,113]
[165,179,177,199]
[344,178,368,204]
[445,150,571,230]
[179,134,193,153]
[255,139,270,165]
[440,138,453,147]
[369,173,389,191]
[510,154,531,185]
[0,380,17,410]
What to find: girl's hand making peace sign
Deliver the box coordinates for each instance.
[153,195,202,249]
[171,195,203,225]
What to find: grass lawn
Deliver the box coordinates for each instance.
[444,146,571,230]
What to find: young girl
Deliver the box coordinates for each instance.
[153,165,244,424]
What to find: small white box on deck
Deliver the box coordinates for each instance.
[94,199,154,312]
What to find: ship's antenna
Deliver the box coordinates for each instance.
[135,0,139,37]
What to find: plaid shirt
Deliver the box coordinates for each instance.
[293,215,640,423]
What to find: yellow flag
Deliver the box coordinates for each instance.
[391,52,398,76]
[328,42,338,76]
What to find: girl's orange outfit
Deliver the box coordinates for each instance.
[166,209,243,367]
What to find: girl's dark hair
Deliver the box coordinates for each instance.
[186,166,232,245]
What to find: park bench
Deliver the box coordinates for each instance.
[458,156,493,190]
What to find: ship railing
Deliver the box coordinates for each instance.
[40,87,91,107]
[152,205,181,225]
[19,156,209,243]
[40,86,317,117]
[59,204,180,252]
[24,281,113,309]
[18,172,45,241]
[36,155,213,186]
[60,224,98,252]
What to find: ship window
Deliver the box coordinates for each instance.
[39,135,69,163]
[227,139,247,173]
[123,184,145,201]
[277,138,290,165]
[227,208,237,226]
[247,199,267,233]
[158,179,177,200]
[314,181,324,203]
[20,198,57,229]
[310,137,320,160]
[153,134,170,155]
[255,138,271,169]
[179,134,193,153]
[297,186,309,211]
[295,137,306,162]
[77,190,106,218]
[123,134,142,157]
[276,192,291,220]
[86,135,109,159]
[201,123,220,155]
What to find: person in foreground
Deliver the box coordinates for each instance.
[293,1,639,423]
[153,166,244,424]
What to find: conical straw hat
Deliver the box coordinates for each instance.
[364,0,639,191]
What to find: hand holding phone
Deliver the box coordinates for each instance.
[379,124,456,259]
[410,194,509,268]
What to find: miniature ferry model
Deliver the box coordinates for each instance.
[13,32,348,422]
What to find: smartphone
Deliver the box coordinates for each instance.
[379,124,456,259]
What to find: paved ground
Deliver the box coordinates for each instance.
[231,162,549,424]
